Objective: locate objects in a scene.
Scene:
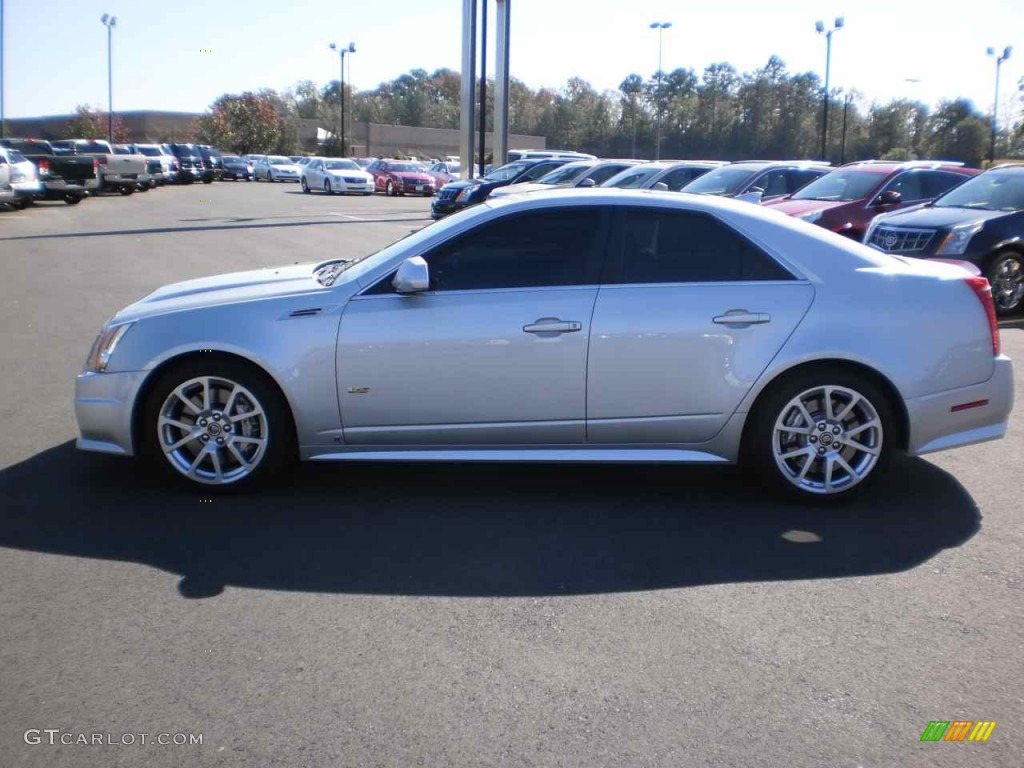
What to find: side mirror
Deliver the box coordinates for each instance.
[876,189,902,207]
[577,178,597,188]
[734,187,764,204]
[393,256,430,294]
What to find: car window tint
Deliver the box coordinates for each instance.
[661,168,700,191]
[883,171,924,201]
[521,163,558,181]
[921,171,967,199]
[785,170,821,194]
[754,171,790,198]
[425,209,603,291]
[617,209,793,284]
[588,164,630,185]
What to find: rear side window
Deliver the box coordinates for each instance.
[613,209,794,284]
[660,167,704,191]
[785,170,823,194]
[588,164,632,185]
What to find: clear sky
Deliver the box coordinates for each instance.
[2,0,1022,124]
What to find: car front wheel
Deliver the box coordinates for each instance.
[140,357,294,489]
[988,251,1024,316]
[301,177,309,193]
[745,369,893,502]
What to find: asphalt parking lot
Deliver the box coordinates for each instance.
[1,182,1022,768]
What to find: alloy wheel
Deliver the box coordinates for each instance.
[772,384,883,495]
[989,254,1024,313]
[157,375,269,485]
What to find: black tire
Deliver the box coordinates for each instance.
[63,193,83,205]
[139,356,296,491]
[386,180,394,197]
[136,183,150,193]
[119,185,134,196]
[742,367,895,504]
[203,177,213,184]
[986,251,1024,316]
[301,177,310,193]
[13,198,32,209]
[325,179,333,195]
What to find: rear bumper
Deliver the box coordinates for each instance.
[906,355,1014,455]
[75,370,148,457]
[12,181,43,197]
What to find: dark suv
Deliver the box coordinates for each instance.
[197,145,225,180]
[679,160,831,202]
[864,164,1024,315]
[431,158,572,219]
[764,160,978,240]
[165,143,213,184]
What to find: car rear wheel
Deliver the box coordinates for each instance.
[744,369,893,503]
[140,357,294,490]
[987,251,1024,316]
[301,177,309,193]
[63,193,83,205]
[119,185,134,196]
[386,180,395,196]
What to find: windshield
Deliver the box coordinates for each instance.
[681,166,759,195]
[535,162,591,185]
[386,162,422,172]
[791,170,882,201]
[933,170,1024,211]
[269,157,291,166]
[325,160,359,170]
[603,166,663,189]
[482,161,533,182]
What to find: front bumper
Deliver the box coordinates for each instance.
[75,370,149,457]
[906,355,1014,455]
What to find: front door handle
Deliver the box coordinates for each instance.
[523,318,583,334]
[713,311,771,326]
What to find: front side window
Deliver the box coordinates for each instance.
[588,164,632,186]
[615,209,794,284]
[535,163,591,185]
[681,166,760,196]
[880,171,925,202]
[921,171,969,199]
[752,171,790,198]
[422,209,606,291]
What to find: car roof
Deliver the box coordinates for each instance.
[838,159,971,174]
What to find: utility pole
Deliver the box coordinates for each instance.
[815,17,844,162]
[101,14,117,142]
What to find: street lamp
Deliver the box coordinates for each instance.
[987,45,1012,165]
[649,21,671,161]
[100,13,117,143]
[328,41,356,156]
[815,16,844,161]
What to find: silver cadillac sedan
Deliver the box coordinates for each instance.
[75,189,1014,501]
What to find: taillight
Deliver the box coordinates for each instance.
[38,159,51,176]
[965,276,1000,356]
[96,156,107,165]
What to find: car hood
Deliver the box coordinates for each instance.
[440,179,483,192]
[491,182,558,196]
[113,263,334,323]
[875,205,1009,228]
[763,199,847,216]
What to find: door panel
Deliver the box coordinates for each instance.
[338,288,598,445]
[587,283,814,443]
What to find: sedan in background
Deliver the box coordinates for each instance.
[366,159,437,196]
[73,189,1013,502]
[601,160,727,191]
[488,159,642,198]
[256,155,302,182]
[864,163,1024,314]
[426,160,461,188]
[301,158,374,195]
[432,158,572,219]
[763,160,978,241]
[221,155,252,181]
[680,160,832,202]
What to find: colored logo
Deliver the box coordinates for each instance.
[920,720,996,742]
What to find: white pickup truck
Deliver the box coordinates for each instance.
[51,139,152,195]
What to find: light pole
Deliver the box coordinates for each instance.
[100,14,116,143]
[987,45,1012,165]
[328,41,355,156]
[815,16,843,161]
[1,0,6,139]
[649,21,671,161]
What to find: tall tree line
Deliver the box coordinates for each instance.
[193,57,1024,166]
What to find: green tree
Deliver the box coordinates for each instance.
[926,99,988,166]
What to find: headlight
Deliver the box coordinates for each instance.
[86,322,133,372]
[799,209,823,224]
[935,221,984,256]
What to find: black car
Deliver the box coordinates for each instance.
[221,155,252,181]
[165,143,213,184]
[197,145,225,180]
[864,164,1024,315]
[431,158,572,219]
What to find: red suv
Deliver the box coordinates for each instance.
[763,160,979,240]
[366,159,436,197]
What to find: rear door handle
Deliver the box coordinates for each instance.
[713,311,771,326]
[523,318,583,334]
